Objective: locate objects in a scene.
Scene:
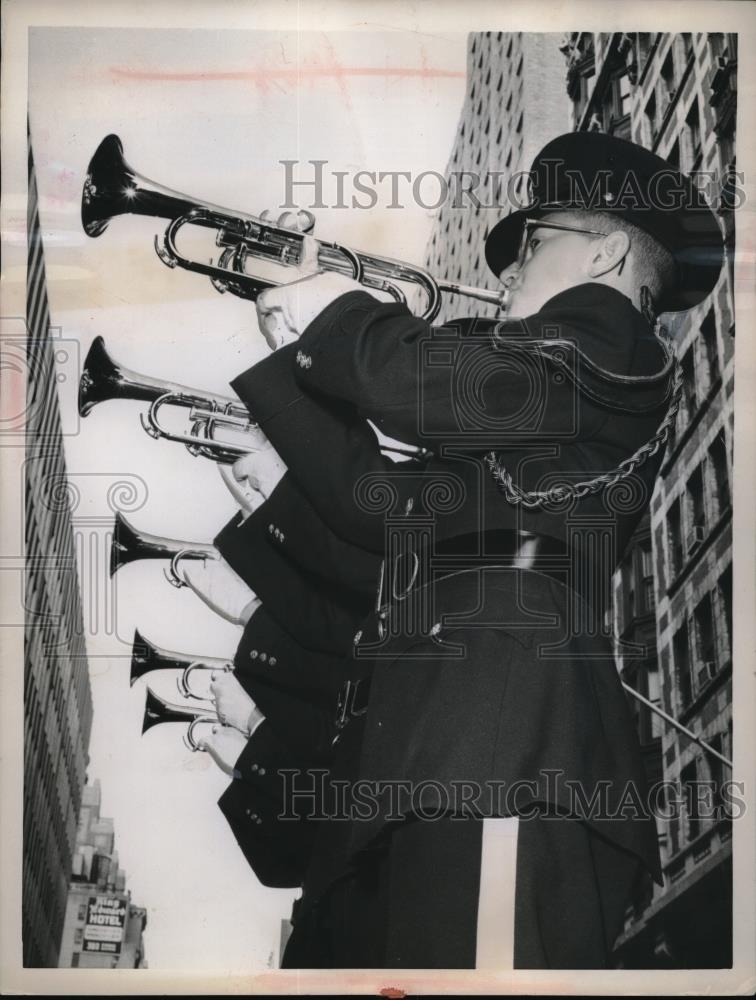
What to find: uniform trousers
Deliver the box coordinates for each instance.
[282,808,643,969]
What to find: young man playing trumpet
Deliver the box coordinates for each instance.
[196,131,724,970]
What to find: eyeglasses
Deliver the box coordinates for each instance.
[515,217,609,268]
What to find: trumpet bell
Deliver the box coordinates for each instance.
[130,628,230,688]
[111,512,147,578]
[142,687,211,735]
[82,133,194,239]
[131,628,188,686]
[79,335,162,417]
[110,511,216,579]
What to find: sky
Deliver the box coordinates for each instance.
[28,25,468,970]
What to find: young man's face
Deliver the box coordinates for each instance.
[499,213,608,318]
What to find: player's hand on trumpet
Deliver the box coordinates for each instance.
[218,433,288,519]
[255,208,367,350]
[209,670,265,737]
[198,724,248,777]
[181,556,260,626]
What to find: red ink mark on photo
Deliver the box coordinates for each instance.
[379,988,407,999]
[109,66,465,86]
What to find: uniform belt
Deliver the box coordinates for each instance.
[334,531,577,737]
[433,529,604,612]
[389,529,574,603]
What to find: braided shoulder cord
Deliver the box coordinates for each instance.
[485,353,683,510]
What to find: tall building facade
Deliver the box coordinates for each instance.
[58,781,147,969]
[24,132,94,966]
[421,31,735,967]
[563,31,735,967]
[423,32,571,323]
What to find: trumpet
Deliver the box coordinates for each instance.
[80,335,261,463]
[142,687,218,752]
[131,628,231,699]
[81,133,510,323]
[80,335,427,463]
[111,511,217,587]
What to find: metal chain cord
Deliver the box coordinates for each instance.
[485,355,683,510]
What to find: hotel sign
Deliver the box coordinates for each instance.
[82,895,127,955]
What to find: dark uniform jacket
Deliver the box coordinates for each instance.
[213,383,387,886]
[226,281,672,912]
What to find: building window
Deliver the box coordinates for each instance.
[74,927,84,945]
[668,814,680,856]
[707,430,730,520]
[693,593,717,692]
[680,344,697,421]
[685,465,706,554]
[673,620,692,708]
[685,100,702,169]
[661,50,676,102]
[716,564,733,662]
[601,71,632,138]
[706,733,727,823]
[637,32,654,70]
[701,309,720,389]
[667,498,683,580]
[681,759,701,841]
[640,542,655,612]
[77,903,86,921]
[644,91,658,144]
[632,657,661,744]
[71,952,80,968]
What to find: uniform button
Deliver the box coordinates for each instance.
[245,808,252,816]
[250,650,258,659]
[353,630,363,645]
[268,524,274,534]
[259,652,267,663]
[250,812,258,821]
[250,763,259,772]
[255,818,262,825]
[280,532,285,542]
[258,767,266,776]
[269,657,277,667]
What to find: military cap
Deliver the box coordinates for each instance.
[485,131,724,312]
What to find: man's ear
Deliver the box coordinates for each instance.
[587,230,631,279]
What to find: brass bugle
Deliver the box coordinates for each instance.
[81,336,428,463]
[111,511,217,586]
[131,628,232,699]
[141,687,217,752]
[79,334,247,421]
[81,133,510,322]
[80,335,257,463]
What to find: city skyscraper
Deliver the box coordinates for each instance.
[423,32,571,324]
[563,31,734,967]
[23,129,94,967]
[57,781,147,969]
